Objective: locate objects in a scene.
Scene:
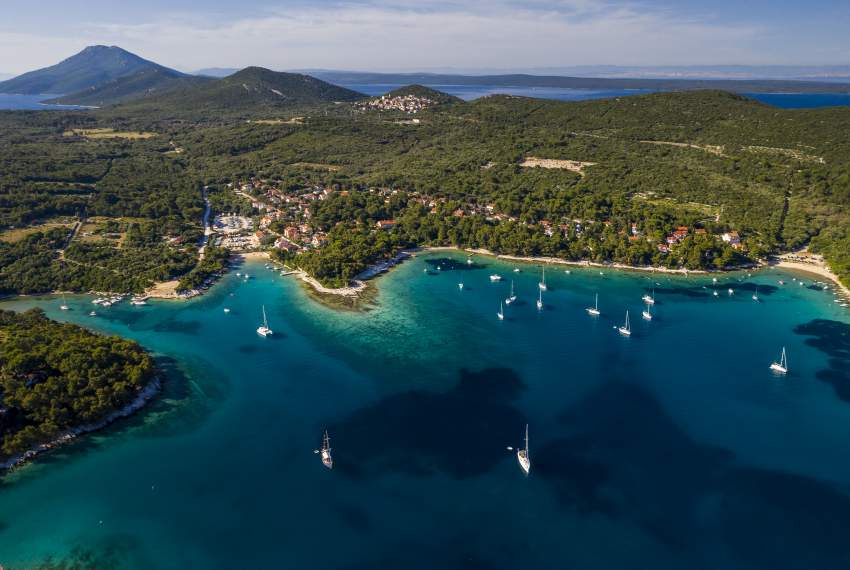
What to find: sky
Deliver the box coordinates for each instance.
[1,0,849,74]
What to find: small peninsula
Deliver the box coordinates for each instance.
[0,308,158,468]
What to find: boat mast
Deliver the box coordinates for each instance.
[262,305,268,328]
[524,424,529,454]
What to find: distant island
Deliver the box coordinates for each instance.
[0,45,848,298]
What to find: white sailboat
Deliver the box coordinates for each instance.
[539,266,547,291]
[586,293,600,316]
[490,274,502,282]
[320,430,333,469]
[642,289,655,305]
[517,424,531,475]
[752,286,760,302]
[770,347,788,374]
[256,305,273,336]
[458,282,464,291]
[467,257,473,265]
[60,293,69,311]
[536,288,543,311]
[642,302,652,321]
[497,301,505,321]
[505,281,517,305]
[618,310,631,336]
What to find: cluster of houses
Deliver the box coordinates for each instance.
[214,179,745,258]
[355,93,437,114]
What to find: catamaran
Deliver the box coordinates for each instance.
[257,305,273,336]
[539,266,547,291]
[505,281,517,305]
[642,289,655,305]
[618,310,631,336]
[490,274,502,282]
[586,293,600,316]
[517,424,531,475]
[770,347,788,374]
[60,293,69,311]
[642,302,652,321]
[497,301,505,321]
[536,288,543,311]
[320,430,333,469]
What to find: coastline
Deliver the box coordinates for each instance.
[772,259,850,299]
[1,375,162,473]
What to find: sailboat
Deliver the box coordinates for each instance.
[458,282,464,291]
[256,305,273,336]
[505,281,517,305]
[642,289,655,305]
[752,286,760,302]
[517,424,531,475]
[497,301,505,321]
[60,293,69,311]
[538,266,547,291]
[467,257,473,265]
[618,310,631,336]
[642,302,652,321]
[586,293,600,316]
[770,347,788,374]
[490,274,502,282]
[320,430,333,469]
[536,288,543,311]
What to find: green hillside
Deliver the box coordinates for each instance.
[1,88,849,291]
[47,68,208,107]
[108,67,366,119]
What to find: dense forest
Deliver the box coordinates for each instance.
[0,308,156,459]
[2,88,850,290]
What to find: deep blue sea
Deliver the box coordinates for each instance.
[341,83,850,108]
[0,94,85,110]
[1,88,849,111]
[1,253,850,569]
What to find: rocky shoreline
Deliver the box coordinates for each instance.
[0,376,162,473]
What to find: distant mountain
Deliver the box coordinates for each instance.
[0,73,12,82]
[0,45,184,95]
[47,68,209,107]
[113,67,365,116]
[193,68,241,78]
[307,70,850,94]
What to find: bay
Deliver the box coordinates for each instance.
[0,94,86,111]
[1,253,849,569]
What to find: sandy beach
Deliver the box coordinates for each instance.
[772,258,850,299]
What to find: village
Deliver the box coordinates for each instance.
[209,177,747,264]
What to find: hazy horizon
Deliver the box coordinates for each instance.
[2,1,849,75]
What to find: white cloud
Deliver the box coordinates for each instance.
[0,1,831,74]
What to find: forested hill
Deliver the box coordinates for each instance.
[47,68,209,107]
[1,88,849,291]
[103,67,366,118]
[0,308,156,460]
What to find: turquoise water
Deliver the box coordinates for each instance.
[1,253,850,569]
